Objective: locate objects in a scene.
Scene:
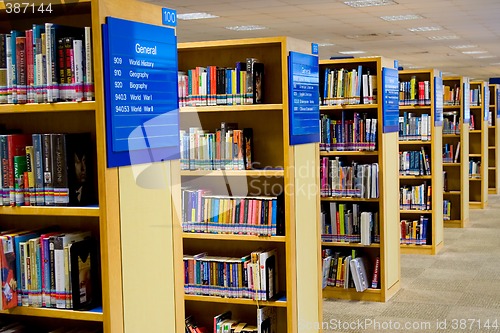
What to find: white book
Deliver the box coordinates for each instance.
[371,163,379,198]
[84,27,94,101]
[343,255,351,289]
[322,256,332,289]
[350,257,368,292]
[73,39,84,101]
[5,34,12,104]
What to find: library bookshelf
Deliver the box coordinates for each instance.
[178,37,321,332]
[488,84,500,194]
[318,57,400,302]
[469,81,488,209]
[398,69,443,255]
[442,76,470,228]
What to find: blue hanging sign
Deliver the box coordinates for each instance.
[382,67,399,133]
[463,80,470,123]
[288,51,320,145]
[311,43,319,55]
[102,16,180,168]
[484,85,490,121]
[162,8,177,27]
[434,77,443,126]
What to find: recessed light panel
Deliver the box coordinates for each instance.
[338,50,366,54]
[318,43,335,47]
[380,14,422,21]
[428,35,460,40]
[462,51,487,54]
[225,25,267,31]
[344,0,397,7]
[408,26,442,32]
[177,12,219,20]
[449,45,477,49]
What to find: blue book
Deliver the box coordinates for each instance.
[14,232,38,306]
[32,134,45,206]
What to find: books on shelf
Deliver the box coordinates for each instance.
[399,183,431,210]
[443,111,460,134]
[399,148,431,176]
[400,216,428,245]
[399,77,430,106]
[470,87,481,106]
[186,309,273,333]
[443,84,460,105]
[469,159,481,178]
[181,189,284,236]
[320,157,379,198]
[178,58,264,107]
[183,249,278,302]
[320,202,379,244]
[320,113,377,151]
[180,124,253,171]
[443,142,460,163]
[398,113,431,141]
[443,200,451,221]
[320,66,376,105]
[0,25,94,105]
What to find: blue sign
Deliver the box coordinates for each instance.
[162,8,177,27]
[382,67,399,133]
[102,17,180,168]
[497,89,500,118]
[434,77,443,126]
[311,43,319,55]
[463,80,470,123]
[484,85,490,121]
[288,51,320,145]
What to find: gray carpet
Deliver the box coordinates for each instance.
[322,195,500,333]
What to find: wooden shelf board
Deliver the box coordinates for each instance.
[399,175,432,180]
[470,201,483,209]
[182,233,286,242]
[0,206,100,217]
[180,104,282,113]
[321,242,380,248]
[489,167,496,170]
[400,244,434,255]
[443,163,460,167]
[0,307,103,322]
[0,101,96,114]
[469,177,482,181]
[489,147,496,150]
[443,105,461,109]
[400,210,432,214]
[181,170,284,177]
[184,294,287,307]
[489,188,498,194]
[320,197,379,202]
[489,126,496,129]
[442,134,460,137]
[320,104,378,111]
[469,130,482,134]
[469,154,482,157]
[470,106,482,109]
[322,287,382,302]
[320,151,378,156]
[399,105,431,110]
[443,191,461,195]
[444,220,464,228]
[398,140,431,145]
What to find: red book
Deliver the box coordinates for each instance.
[0,234,18,309]
[16,36,27,104]
[25,29,34,103]
[7,134,31,206]
[371,257,380,289]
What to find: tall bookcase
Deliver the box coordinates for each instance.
[318,57,400,302]
[442,76,470,228]
[488,84,500,194]
[178,37,321,332]
[469,81,488,209]
[398,69,443,255]
[0,1,187,332]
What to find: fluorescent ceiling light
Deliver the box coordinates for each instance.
[338,50,366,54]
[490,63,500,65]
[462,50,487,54]
[449,45,477,49]
[408,66,424,69]
[318,43,335,47]
[408,26,442,32]
[380,14,422,21]
[344,0,397,7]
[428,35,459,40]
[225,25,267,31]
[474,55,496,59]
[177,12,219,20]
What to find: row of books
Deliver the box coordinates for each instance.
[443,84,460,105]
[183,249,278,301]
[320,67,377,105]
[469,159,481,178]
[319,113,377,152]
[443,142,461,163]
[469,114,477,130]
[186,308,276,333]
[0,323,101,333]
[177,58,263,107]
[322,249,380,291]
[0,132,96,207]
[400,217,429,245]
[400,183,432,211]
[0,229,98,311]
[180,124,253,171]
[0,24,94,104]
[320,202,379,245]
[399,78,431,106]
[398,113,431,141]
[443,112,460,134]
[181,189,284,236]
[320,158,379,198]
[470,87,482,106]
[443,200,452,221]
[399,148,431,176]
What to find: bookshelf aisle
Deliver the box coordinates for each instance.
[442,76,470,228]
[469,81,488,209]
[318,57,400,302]
[488,84,500,194]
[398,69,443,255]
[178,37,321,332]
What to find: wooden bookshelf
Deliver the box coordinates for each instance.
[178,37,321,332]
[488,84,500,194]
[442,76,470,228]
[398,69,443,255]
[469,81,488,209]
[318,57,400,302]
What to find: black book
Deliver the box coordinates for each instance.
[70,237,100,310]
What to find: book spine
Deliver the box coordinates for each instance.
[42,134,54,205]
[48,236,56,307]
[32,134,44,205]
[15,36,27,104]
[52,134,68,206]
[84,27,94,101]
[57,38,66,101]
[73,39,83,101]
[10,31,18,104]
[0,34,7,104]
[13,155,27,206]
[26,29,34,103]
[25,146,35,205]
[64,37,74,102]
[5,34,12,104]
